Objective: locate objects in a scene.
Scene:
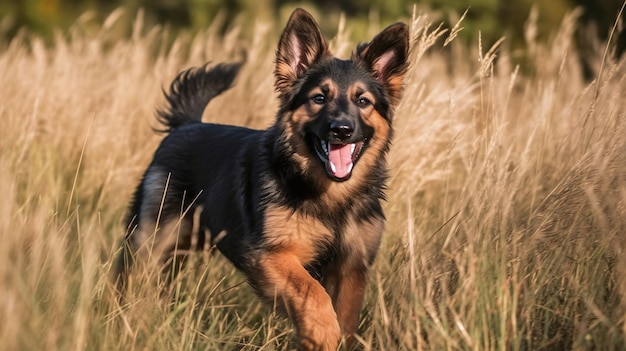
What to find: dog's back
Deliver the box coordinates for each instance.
[114,62,258,287]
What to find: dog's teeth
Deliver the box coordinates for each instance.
[330,162,336,173]
[351,143,356,154]
[320,140,328,154]
[347,163,353,173]
[326,141,331,155]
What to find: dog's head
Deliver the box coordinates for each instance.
[275,8,408,182]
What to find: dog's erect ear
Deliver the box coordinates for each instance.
[275,8,329,102]
[355,23,409,107]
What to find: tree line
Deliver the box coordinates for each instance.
[0,0,623,53]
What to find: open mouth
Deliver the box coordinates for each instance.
[312,136,367,181]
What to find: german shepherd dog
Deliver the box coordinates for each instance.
[114,8,408,351]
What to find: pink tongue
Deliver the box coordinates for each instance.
[328,143,353,178]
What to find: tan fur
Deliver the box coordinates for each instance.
[275,61,299,95]
[323,216,384,337]
[263,204,334,265]
[133,216,193,282]
[341,215,385,265]
[255,251,341,351]
[386,74,406,106]
[322,265,368,340]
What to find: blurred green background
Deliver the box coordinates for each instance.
[0,0,623,51]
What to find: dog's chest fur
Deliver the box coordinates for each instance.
[261,200,384,269]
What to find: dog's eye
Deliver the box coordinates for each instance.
[311,94,326,104]
[356,97,372,108]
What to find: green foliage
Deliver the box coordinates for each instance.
[0,0,623,50]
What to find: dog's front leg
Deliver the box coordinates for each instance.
[253,251,341,351]
[323,262,369,347]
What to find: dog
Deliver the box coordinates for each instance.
[113,8,408,351]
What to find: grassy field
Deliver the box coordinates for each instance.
[1,8,625,350]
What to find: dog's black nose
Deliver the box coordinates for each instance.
[329,120,353,141]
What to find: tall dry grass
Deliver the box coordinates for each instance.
[0,8,625,350]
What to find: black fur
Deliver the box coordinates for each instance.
[156,62,242,132]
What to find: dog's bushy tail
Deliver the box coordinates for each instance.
[156,62,243,132]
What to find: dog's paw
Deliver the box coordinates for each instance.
[296,306,341,351]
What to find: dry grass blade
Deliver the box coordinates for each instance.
[444,8,468,47]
